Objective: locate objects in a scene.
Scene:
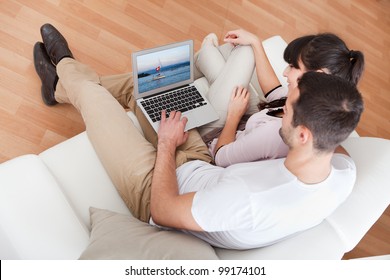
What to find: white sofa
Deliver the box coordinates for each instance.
[1,37,390,260]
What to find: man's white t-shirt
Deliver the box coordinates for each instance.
[175,154,356,249]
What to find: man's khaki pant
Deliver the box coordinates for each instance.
[55,58,212,222]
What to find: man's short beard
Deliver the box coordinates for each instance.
[279,127,292,149]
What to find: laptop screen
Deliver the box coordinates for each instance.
[132,40,194,98]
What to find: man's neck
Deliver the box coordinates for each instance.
[284,148,333,184]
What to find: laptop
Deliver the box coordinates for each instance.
[132,40,219,132]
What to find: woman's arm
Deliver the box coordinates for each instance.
[224,29,281,95]
[214,86,249,155]
[215,117,288,167]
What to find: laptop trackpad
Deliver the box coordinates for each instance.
[181,106,219,131]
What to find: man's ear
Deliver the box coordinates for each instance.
[298,125,312,145]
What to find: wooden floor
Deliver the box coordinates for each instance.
[0,0,389,259]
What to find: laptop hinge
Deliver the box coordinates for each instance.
[142,84,192,100]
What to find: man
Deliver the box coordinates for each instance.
[34,24,363,249]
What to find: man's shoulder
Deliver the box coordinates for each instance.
[331,153,356,170]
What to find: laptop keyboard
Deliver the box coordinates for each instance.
[140,85,208,123]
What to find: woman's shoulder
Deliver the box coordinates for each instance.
[265,85,287,102]
[246,110,283,128]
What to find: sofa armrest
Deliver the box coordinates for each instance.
[0,155,89,259]
[39,130,132,231]
[327,137,390,252]
[38,111,140,231]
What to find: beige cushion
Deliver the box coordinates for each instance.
[79,208,219,260]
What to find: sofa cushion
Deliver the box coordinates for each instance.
[79,208,219,260]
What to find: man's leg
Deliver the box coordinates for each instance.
[56,69,160,146]
[58,71,211,163]
[55,58,212,217]
[55,59,211,219]
[83,73,212,164]
[56,58,157,222]
[36,24,213,220]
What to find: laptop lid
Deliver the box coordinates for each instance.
[132,40,194,99]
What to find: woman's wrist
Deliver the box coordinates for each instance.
[226,112,242,125]
[250,37,262,51]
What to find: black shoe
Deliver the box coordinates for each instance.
[40,23,73,65]
[33,42,58,106]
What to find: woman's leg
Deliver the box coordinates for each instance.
[195,36,226,85]
[216,44,262,110]
[196,45,256,137]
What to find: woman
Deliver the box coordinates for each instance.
[196,29,364,167]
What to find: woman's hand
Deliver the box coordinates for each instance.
[224,29,260,46]
[226,86,250,122]
[213,87,249,157]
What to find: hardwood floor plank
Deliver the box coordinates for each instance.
[0,86,22,115]
[16,101,85,139]
[0,129,42,159]
[0,107,46,145]
[0,0,21,18]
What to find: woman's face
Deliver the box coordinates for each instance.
[283,60,306,90]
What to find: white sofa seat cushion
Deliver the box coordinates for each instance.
[0,155,89,259]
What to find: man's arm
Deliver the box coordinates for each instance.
[150,110,203,231]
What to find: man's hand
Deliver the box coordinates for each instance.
[158,110,189,149]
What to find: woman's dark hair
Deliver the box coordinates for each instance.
[258,96,286,111]
[284,33,365,85]
[292,72,364,152]
[259,33,365,112]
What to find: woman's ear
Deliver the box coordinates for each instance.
[316,68,330,74]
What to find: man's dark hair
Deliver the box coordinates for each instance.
[292,72,364,152]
